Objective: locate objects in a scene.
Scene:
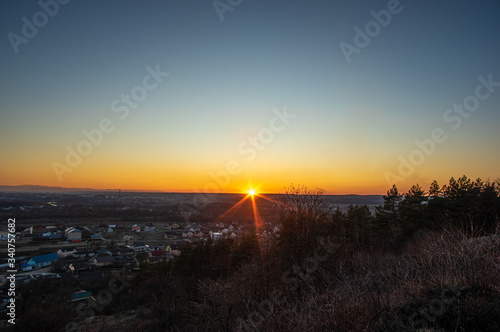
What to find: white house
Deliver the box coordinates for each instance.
[133,243,148,252]
[57,247,78,258]
[209,231,222,240]
[65,227,82,241]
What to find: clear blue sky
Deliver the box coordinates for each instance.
[1,0,499,193]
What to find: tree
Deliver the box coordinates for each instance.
[399,184,428,235]
[374,184,402,238]
[274,184,331,268]
[428,180,441,198]
[344,204,373,250]
[231,228,260,269]
[426,179,449,227]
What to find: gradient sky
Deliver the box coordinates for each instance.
[1,0,499,194]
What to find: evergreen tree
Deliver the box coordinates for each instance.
[399,184,428,235]
[374,184,402,238]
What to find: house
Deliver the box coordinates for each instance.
[150,244,166,251]
[41,231,62,239]
[166,244,181,256]
[182,231,193,238]
[93,256,114,267]
[57,247,77,258]
[72,248,95,258]
[131,224,141,232]
[107,227,114,233]
[148,249,172,264]
[109,222,117,228]
[118,247,135,256]
[164,231,178,240]
[46,225,57,232]
[170,223,180,229]
[144,223,156,232]
[149,249,166,257]
[65,227,82,241]
[148,249,166,263]
[25,252,59,270]
[0,232,9,241]
[30,225,47,236]
[48,233,62,240]
[90,234,102,240]
[133,242,148,252]
[96,248,112,257]
[209,231,222,240]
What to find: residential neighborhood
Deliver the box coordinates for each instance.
[0,218,269,287]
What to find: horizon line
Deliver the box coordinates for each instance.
[0,184,385,196]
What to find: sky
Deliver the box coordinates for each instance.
[1,0,499,194]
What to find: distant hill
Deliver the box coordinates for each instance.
[0,185,168,194]
[0,185,112,193]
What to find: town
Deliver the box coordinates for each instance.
[0,190,294,322]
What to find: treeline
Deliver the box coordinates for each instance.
[333,175,500,251]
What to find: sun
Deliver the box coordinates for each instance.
[248,189,256,196]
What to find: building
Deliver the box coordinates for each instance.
[57,247,77,258]
[90,234,102,240]
[166,244,182,256]
[0,232,9,241]
[164,231,178,240]
[92,256,114,267]
[133,242,148,252]
[72,248,95,258]
[209,230,222,240]
[24,253,59,270]
[65,227,82,241]
[131,224,141,232]
[148,249,167,263]
[144,223,156,232]
[30,225,47,236]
